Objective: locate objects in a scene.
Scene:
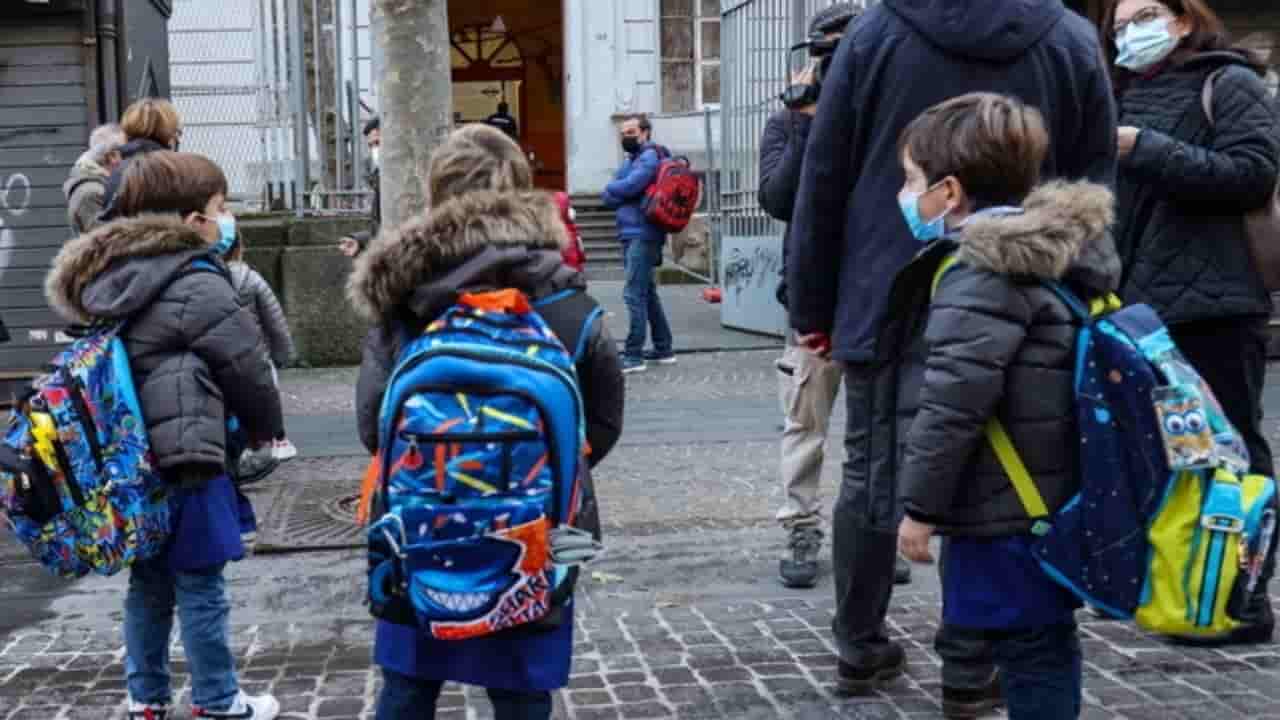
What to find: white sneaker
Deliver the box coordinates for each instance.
[127,699,170,720]
[272,438,298,461]
[193,691,280,719]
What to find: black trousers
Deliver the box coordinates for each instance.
[1171,316,1275,629]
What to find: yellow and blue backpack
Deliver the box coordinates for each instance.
[932,255,1277,637]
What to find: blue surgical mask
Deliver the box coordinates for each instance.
[1116,18,1179,73]
[211,214,237,256]
[898,184,950,243]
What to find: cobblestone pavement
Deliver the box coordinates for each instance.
[3,352,1280,719]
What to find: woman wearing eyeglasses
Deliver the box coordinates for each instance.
[1103,0,1280,645]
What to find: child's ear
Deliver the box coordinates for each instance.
[941,176,969,214]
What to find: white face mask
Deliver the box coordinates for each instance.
[370,146,381,168]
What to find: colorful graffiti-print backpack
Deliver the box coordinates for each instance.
[0,325,169,578]
[366,289,600,640]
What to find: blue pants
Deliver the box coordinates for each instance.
[124,558,239,710]
[376,669,553,720]
[622,238,673,359]
[982,622,1082,720]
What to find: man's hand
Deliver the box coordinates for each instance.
[338,236,360,258]
[898,516,936,564]
[1117,126,1141,159]
[796,332,831,358]
[791,64,819,116]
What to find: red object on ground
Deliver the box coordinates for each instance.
[702,287,723,304]
[554,191,586,272]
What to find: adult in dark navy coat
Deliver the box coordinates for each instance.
[784,0,1119,705]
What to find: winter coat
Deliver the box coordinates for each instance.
[1116,51,1280,325]
[348,189,625,691]
[98,138,168,223]
[900,182,1120,537]
[351,190,625,466]
[45,215,283,482]
[601,142,665,244]
[229,261,295,368]
[63,151,110,235]
[758,109,813,307]
[786,0,1118,363]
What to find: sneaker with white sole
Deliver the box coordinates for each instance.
[272,438,298,461]
[643,349,678,365]
[193,691,280,719]
[127,700,169,720]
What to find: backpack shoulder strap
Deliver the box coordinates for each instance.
[929,250,1052,530]
[1202,67,1230,126]
[533,289,602,363]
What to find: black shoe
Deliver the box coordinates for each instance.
[835,643,906,696]
[942,674,1005,719]
[779,525,822,589]
[894,554,912,585]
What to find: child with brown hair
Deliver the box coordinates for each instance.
[892,93,1119,720]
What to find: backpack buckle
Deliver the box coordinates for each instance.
[1031,519,1053,537]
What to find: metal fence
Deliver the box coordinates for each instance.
[716,0,869,334]
[169,0,376,214]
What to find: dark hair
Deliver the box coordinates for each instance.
[809,2,859,36]
[497,101,509,113]
[116,151,229,218]
[363,115,381,136]
[1100,0,1267,77]
[621,113,652,134]
[899,93,1049,209]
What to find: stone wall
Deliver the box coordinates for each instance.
[239,215,372,367]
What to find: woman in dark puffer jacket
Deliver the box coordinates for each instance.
[1103,0,1280,644]
[46,151,283,720]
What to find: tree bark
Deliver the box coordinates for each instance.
[373,0,453,229]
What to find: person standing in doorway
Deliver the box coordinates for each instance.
[485,101,520,141]
[759,3,912,591]
[786,0,1117,707]
[602,114,675,374]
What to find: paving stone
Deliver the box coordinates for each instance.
[697,666,752,683]
[575,708,621,720]
[569,674,607,690]
[751,662,803,677]
[569,690,614,707]
[618,701,672,718]
[1219,692,1274,715]
[652,667,696,686]
[1139,682,1208,704]
[605,672,647,685]
[661,685,711,705]
[315,697,364,718]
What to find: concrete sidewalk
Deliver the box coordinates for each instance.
[586,281,782,354]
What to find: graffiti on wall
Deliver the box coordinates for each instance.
[722,244,782,305]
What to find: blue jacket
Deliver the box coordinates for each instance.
[786,0,1117,363]
[602,143,665,243]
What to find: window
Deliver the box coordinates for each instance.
[661,0,721,112]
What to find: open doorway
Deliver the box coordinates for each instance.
[449,4,565,190]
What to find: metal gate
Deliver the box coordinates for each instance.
[717,0,868,336]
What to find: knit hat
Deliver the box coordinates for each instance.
[809,2,859,36]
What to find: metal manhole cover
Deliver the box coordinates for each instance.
[253,457,369,553]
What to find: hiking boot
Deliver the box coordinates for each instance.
[780,525,822,588]
[643,349,678,365]
[622,356,647,374]
[127,700,169,720]
[193,691,280,720]
[835,642,906,696]
[895,554,912,585]
[943,673,1005,719]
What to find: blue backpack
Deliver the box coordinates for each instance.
[366,289,599,640]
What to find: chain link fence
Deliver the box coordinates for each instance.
[169,0,375,214]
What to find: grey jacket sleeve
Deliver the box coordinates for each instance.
[757,111,813,223]
[576,317,625,468]
[243,267,295,367]
[70,185,106,236]
[1125,66,1279,212]
[899,265,1034,524]
[356,325,396,455]
[179,272,284,443]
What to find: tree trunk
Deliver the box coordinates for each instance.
[373,0,453,229]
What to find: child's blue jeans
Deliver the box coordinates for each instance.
[986,621,1082,720]
[124,558,239,710]
[376,669,553,720]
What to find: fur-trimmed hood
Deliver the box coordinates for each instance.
[957,181,1120,294]
[46,214,215,323]
[348,190,574,322]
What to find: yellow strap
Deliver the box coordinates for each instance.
[1089,293,1123,317]
[930,252,1051,522]
[985,417,1051,519]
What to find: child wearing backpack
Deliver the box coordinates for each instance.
[221,236,299,462]
[891,93,1119,720]
[349,124,624,720]
[46,151,284,720]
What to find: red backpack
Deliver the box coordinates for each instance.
[643,147,701,234]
